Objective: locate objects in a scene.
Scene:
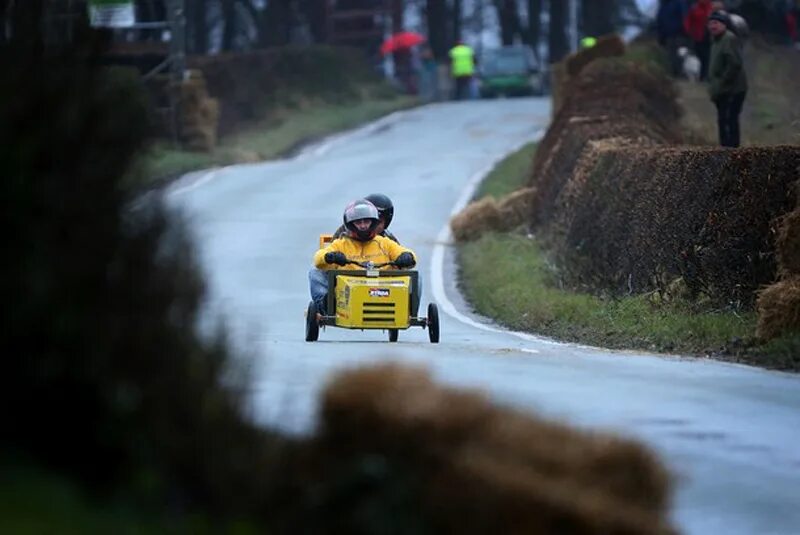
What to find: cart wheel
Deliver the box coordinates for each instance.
[305,301,319,342]
[388,329,399,342]
[427,303,440,343]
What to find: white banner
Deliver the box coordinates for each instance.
[88,1,136,28]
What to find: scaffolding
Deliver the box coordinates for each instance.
[43,0,187,144]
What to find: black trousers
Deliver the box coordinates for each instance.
[453,76,472,100]
[714,92,746,148]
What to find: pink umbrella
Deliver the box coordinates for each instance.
[380,31,425,55]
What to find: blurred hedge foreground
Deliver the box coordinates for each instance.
[2,12,677,534]
[452,35,800,342]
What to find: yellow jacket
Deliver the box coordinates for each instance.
[313,235,416,270]
[449,44,475,77]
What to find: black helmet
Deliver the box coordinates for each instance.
[343,199,380,241]
[364,193,394,229]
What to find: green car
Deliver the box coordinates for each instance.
[478,45,545,98]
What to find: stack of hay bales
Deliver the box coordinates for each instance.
[451,187,537,241]
[757,181,800,339]
[297,363,676,534]
[175,69,219,152]
[555,145,800,305]
[451,40,673,244]
[550,34,626,117]
[529,58,682,226]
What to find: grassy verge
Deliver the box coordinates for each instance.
[458,142,799,371]
[140,95,417,188]
[473,142,537,200]
[459,233,755,353]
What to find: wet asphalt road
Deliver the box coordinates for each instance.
[168,98,800,535]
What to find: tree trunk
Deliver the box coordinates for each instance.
[188,0,208,54]
[221,0,237,51]
[494,0,522,46]
[426,0,449,61]
[303,0,328,43]
[452,0,462,41]
[527,0,543,50]
[580,0,615,37]
[260,0,293,47]
[548,0,569,62]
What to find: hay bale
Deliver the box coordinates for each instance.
[550,61,568,117]
[174,72,219,152]
[451,188,537,242]
[756,277,800,340]
[497,186,537,223]
[776,209,800,277]
[316,363,675,535]
[451,196,502,242]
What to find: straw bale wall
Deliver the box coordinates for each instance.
[529,58,683,225]
[553,146,800,306]
[550,35,626,117]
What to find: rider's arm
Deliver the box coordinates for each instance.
[313,240,344,269]
[383,238,416,265]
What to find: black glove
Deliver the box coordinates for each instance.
[394,252,415,268]
[324,251,348,266]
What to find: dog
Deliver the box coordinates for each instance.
[677,46,701,82]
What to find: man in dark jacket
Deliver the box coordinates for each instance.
[708,11,747,147]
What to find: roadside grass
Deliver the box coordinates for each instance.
[473,142,537,200]
[140,95,417,188]
[458,233,757,355]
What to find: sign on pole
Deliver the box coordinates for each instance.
[88,0,136,28]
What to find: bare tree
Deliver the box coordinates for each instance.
[527,0,543,51]
[580,0,615,37]
[549,0,569,62]
[452,0,462,41]
[187,0,209,53]
[426,0,449,60]
[493,0,522,45]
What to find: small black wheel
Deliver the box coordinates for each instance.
[305,301,319,342]
[427,303,440,344]
[388,329,399,342]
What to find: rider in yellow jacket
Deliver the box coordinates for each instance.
[309,199,416,313]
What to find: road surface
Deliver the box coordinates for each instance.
[168,98,800,535]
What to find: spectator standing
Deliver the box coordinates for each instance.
[418,46,439,102]
[711,1,750,43]
[685,0,714,80]
[448,40,476,101]
[707,11,747,147]
[657,0,689,77]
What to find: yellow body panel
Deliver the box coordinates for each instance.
[335,274,410,329]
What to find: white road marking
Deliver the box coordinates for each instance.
[430,129,557,351]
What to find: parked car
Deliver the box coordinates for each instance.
[477,45,545,98]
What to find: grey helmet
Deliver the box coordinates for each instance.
[343,199,380,241]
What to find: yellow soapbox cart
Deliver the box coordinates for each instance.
[305,234,440,343]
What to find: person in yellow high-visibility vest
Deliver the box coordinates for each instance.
[448,40,476,100]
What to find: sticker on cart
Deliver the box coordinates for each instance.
[369,288,390,297]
